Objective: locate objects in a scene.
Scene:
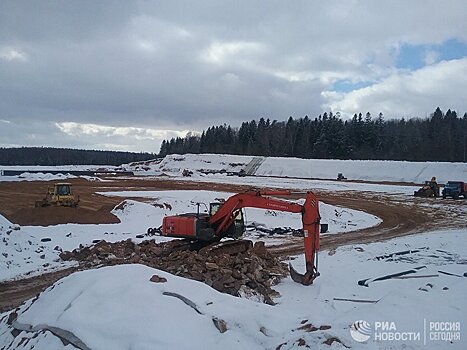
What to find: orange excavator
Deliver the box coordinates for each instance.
[161,190,320,285]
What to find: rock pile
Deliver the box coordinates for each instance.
[60,239,288,304]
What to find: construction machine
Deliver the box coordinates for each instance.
[414,178,439,198]
[442,181,467,199]
[35,183,80,207]
[161,190,320,285]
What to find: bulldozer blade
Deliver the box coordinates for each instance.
[289,263,317,285]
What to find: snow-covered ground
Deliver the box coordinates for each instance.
[122,153,467,184]
[162,172,421,195]
[2,154,465,185]
[123,153,252,176]
[0,165,117,171]
[0,190,380,282]
[256,156,466,184]
[1,229,465,350]
[0,172,79,182]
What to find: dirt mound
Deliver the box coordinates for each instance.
[60,239,288,304]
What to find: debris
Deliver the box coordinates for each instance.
[297,323,318,332]
[40,238,51,242]
[333,297,380,303]
[438,270,466,278]
[61,239,288,304]
[212,317,227,333]
[259,326,271,336]
[296,323,332,333]
[323,337,349,348]
[275,342,287,350]
[6,312,17,325]
[374,247,428,261]
[149,274,167,283]
[246,224,304,237]
[358,266,426,287]
[147,226,162,236]
[418,283,434,292]
[162,292,203,314]
[393,274,439,279]
[11,318,91,350]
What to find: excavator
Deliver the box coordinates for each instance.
[161,190,320,285]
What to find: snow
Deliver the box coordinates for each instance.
[0,172,78,182]
[0,165,118,182]
[0,165,116,171]
[125,153,467,184]
[1,229,466,349]
[14,265,290,350]
[2,154,464,185]
[257,156,467,184]
[100,190,381,235]
[127,153,253,175]
[275,229,467,349]
[0,215,77,280]
[167,171,421,194]
[0,190,379,282]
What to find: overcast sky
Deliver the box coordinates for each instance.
[1,1,466,153]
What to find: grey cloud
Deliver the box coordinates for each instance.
[0,1,466,151]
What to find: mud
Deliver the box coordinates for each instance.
[0,268,76,313]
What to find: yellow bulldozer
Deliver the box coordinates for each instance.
[35,183,80,207]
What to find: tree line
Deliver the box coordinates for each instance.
[160,107,467,162]
[0,147,155,166]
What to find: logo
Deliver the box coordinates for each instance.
[350,320,372,342]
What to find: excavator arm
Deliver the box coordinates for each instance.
[210,190,320,285]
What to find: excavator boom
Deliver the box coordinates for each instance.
[209,190,320,285]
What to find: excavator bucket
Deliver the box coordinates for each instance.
[289,263,319,286]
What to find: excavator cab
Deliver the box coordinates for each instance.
[55,183,72,196]
[210,202,244,239]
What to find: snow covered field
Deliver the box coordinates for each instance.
[165,172,420,195]
[2,154,465,185]
[1,229,465,350]
[124,154,466,184]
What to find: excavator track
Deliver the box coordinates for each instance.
[198,239,253,256]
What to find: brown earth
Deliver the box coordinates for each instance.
[0,176,465,312]
[0,268,77,313]
[0,178,256,226]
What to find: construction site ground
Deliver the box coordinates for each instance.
[0,176,466,312]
